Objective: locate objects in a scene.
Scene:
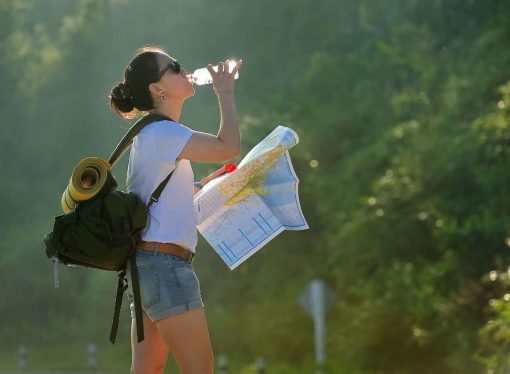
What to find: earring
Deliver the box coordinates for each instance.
[160,92,166,101]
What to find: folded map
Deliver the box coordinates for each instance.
[193,125,309,269]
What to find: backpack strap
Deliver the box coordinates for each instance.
[108,112,174,167]
[147,170,175,209]
[109,252,145,344]
[108,111,178,206]
[130,253,144,342]
[109,268,129,344]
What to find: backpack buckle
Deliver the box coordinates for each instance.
[147,196,158,210]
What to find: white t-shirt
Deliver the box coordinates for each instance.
[126,119,197,253]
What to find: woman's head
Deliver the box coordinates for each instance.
[109,45,194,119]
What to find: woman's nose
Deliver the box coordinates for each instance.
[181,67,188,75]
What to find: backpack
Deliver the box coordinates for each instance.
[42,112,173,344]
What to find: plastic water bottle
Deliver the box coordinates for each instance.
[193,61,239,85]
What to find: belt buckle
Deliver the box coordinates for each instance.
[188,251,195,264]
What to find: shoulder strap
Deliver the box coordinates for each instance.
[107,112,173,167]
[108,112,174,209]
[147,169,175,209]
[108,112,177,208]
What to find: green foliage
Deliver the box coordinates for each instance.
[2,0,510,372]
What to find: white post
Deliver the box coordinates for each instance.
[256,356,266,373]
[218,354,228,374]
[311,279,326,373]
[18,345,27,369]
[87,343,97,368]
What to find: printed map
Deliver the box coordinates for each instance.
[194,126,309,269]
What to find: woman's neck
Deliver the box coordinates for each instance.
[152,99,183,122]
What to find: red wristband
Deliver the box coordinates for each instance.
[225,163,237,173]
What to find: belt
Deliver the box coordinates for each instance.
[137,241,195,263]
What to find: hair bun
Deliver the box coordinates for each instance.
[110,82,135,114]
[112,82,132,101]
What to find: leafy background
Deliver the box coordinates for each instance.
[1,0,510,372]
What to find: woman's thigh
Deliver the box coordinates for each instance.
[155,308,214,372]
[131,314,170,374]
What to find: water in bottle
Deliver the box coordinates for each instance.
[193,60,239,85]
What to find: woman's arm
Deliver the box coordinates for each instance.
[178,60,243,163]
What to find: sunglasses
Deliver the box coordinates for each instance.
[158,60,181,79]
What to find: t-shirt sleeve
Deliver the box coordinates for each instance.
[152,122,194,164]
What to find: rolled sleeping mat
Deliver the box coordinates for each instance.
[61,157,113,213]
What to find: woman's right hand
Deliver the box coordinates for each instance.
[207,59,242,95]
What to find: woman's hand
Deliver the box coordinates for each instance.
[193,164,236,195]
[207,59,242,96]
[203,165,229,184]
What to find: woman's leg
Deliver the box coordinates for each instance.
[155,308,214,374]
[131,314,170,374]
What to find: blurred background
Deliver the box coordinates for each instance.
[1,0,510,372]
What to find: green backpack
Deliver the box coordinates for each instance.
[42,112,173,344]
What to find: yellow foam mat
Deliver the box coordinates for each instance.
[61,157,112,213]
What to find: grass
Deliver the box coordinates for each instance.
[0,343,346,373]
[0,343,174,373]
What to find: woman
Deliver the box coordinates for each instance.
[109,45,242,374]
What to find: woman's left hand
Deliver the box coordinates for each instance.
[194,165,232,194]
[203,165,229,185]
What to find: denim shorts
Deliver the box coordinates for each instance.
[125,248,204,321]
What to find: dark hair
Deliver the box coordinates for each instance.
[109,45,168,119]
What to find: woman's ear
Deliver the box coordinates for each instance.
[148,82,163,97]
